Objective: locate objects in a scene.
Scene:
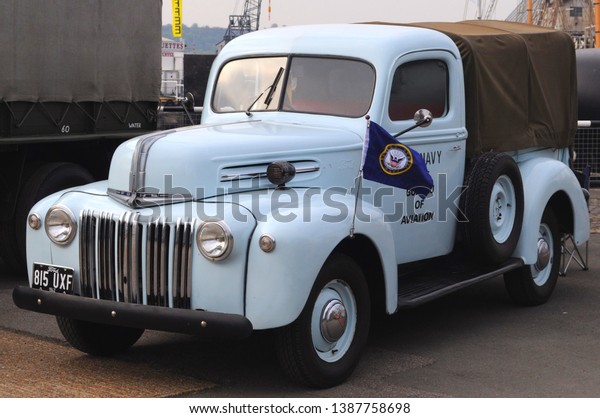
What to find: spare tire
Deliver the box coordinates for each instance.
[462,152,524,264]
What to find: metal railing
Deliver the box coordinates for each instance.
[574,121,600,187]
[157,107,202,130]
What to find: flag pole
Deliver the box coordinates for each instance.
[350,172,362,238]
[350,116,371,238]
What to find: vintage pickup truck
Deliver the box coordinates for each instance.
[13,21,590,388]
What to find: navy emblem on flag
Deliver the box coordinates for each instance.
[380,143,413,175]
[361,121,434,199]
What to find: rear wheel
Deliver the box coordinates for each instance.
[504,209,561,306]
[56,316,144,356]
[276,254,370,388]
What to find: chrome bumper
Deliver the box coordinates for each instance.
[13,286,253,339]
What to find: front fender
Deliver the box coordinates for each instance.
[242,189,398,329]
[26,182,109,282]
[27,182,257,316]
[514,157,590,264]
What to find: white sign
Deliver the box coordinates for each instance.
[162,41,185,52]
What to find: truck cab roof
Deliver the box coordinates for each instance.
[211,21,576,156]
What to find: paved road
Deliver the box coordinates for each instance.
[1,232,598,398]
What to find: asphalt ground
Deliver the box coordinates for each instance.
[0,190,598,398]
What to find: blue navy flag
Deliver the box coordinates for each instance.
[360,121,434,199]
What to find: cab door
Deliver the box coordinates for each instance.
[365,51,467,264]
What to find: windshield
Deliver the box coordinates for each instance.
[212,56,375,118]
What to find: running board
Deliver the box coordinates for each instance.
[397,257,524,309]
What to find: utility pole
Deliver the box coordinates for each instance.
[595,0,600,47]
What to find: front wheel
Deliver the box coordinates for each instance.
[504,209,561,306]
[56,316,144,356]
[276,254,370,388]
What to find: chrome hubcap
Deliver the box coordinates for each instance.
[532,222,554,286]
[311,280,357,363]
[320,299,347,343]
[535,237,551,272]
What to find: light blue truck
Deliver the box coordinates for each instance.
[13,21,590,388]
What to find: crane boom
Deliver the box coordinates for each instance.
[217,0,262,51]
[463,0,498,20]
[484,0,498,19]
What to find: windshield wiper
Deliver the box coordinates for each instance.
[245,66,285,117]
[264,66,285,107]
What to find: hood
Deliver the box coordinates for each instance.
[107,120,362,207]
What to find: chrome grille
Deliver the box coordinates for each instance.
[79,210,194,308]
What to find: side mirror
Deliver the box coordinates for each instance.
[414,109,433,128]
[182,92,195,112]
[393,109,433,138]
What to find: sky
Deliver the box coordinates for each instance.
[162,0,521,29]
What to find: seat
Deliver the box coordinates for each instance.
[560,234,589,276]
[560,166,590,276]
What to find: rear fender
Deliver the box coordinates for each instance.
[514,158,589,264]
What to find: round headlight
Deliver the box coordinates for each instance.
[196,220,233,261]
[45,206,77,245]
[28,213,42,230]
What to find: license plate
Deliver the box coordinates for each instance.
[32,263,74,294]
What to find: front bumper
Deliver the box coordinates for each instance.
[13,286,253,339]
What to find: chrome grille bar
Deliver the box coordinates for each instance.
[146,217,170,306]
[78,211,194,309]
[79,209,97,298]
[173,219,195,309]
[117,212,142,303]
[98,212,116,300]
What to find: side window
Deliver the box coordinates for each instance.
[388,60,448,121]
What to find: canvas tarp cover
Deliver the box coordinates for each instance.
[0,0,162,103]
[375,21,577,156]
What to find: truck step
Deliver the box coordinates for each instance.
[396,256,524,309]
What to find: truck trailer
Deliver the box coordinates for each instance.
[0,0,161,271]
